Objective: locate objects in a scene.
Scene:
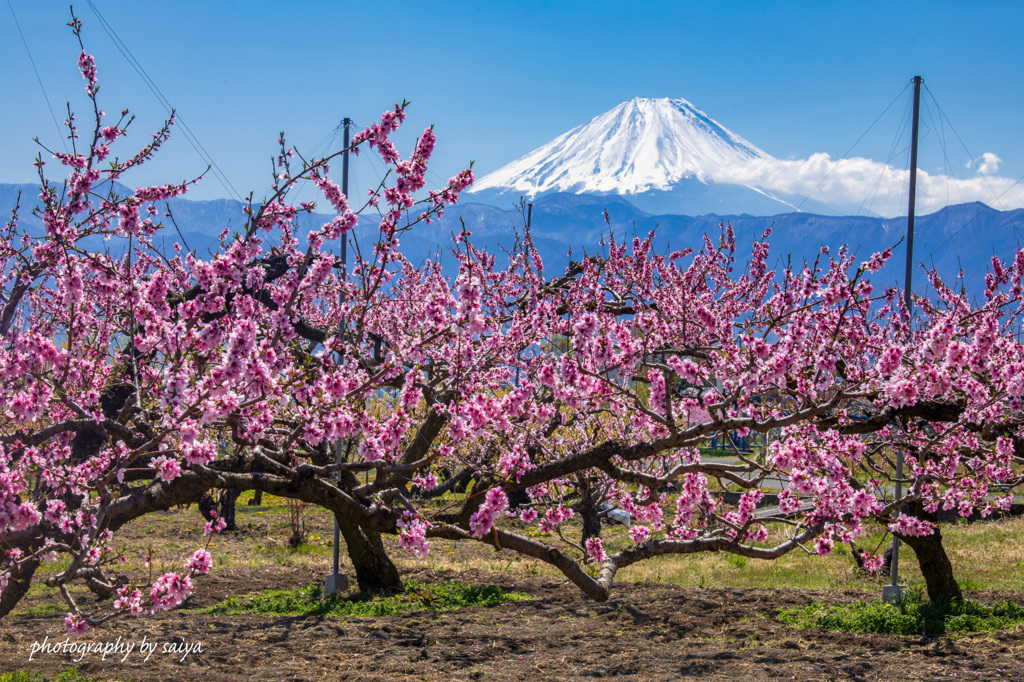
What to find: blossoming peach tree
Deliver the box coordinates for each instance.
[3,14,1024,634]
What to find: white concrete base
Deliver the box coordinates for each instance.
[882,584,906,604]
[324,573,349,595]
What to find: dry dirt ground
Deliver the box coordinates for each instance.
[1,566,1022,681]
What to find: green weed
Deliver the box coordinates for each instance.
[200,578,531,618]
[0,668,117,682]
[777,590,1024,635]
[726,553,748,569]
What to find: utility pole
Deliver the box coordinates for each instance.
[327,117,352,596]
[904,76,922,316]
[341,118,351,281]
[884,75,922,604]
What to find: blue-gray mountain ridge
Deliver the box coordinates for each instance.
[3,181,1022,303]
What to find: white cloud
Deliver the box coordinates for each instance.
[712,153,1024,217]
[970,152,1002,175]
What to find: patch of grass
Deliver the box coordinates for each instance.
[777,590,1024,635]
[0,668,116,682]
[22,602,65,618]
[958,575,983,591]
[105,485,1024,598]
[726,553,748,569]
[200,578,531,618]
[697,447,735,459]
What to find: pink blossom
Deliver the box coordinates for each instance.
[397,513,431,557]
[184,549,213,575]
[814,536,834,556]
[861,553,885,573]
[519,508,538,523]
[629,526,651,544]
[849,490,880,517]
[469,507,499,538]
[484,488,509,513]
[149,571,192,612]
[585,537,606,563]
[469,488,509,538]
[149,455,181,483]
[77,51,97,93]
[64,613,88,636]
[876,346,904,376]
[888,514,935,537]
[412,474,439,491]
[182,440,216,466]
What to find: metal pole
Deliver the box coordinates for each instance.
[341,118,350,281]
[329,118,352,594]
[903,76,922,316]
[889,450,905,589]
[886,76,922,603]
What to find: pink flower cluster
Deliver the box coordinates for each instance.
[149,572,193,613]
[113,585,143,616]
[185,549,213,575]
[537,505,575,535]
[888,513,935,537]
[585,537,606,563]
[397,513,431,557]
[469,488,509,538]
[64,613,88,636]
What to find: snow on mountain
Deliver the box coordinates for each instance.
[472,96,773,197]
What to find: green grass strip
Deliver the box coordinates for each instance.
[200,578,531,618]
[0,669,115,682]
[777,592,1024,635]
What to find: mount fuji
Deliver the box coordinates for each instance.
[470,97,841,216]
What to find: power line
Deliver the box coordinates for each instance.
[929,172,1024,254]
[286,121,345,206]
[836,87,915,246]
[871,94,913,218]
[83,0,243,202]
[918,94,972,259]
[7,0,68,153]
[921,85,1024,254]
[783,83,912,220]
[925,85,1011,212]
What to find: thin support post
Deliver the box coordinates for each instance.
[885,75,922,605]
[328,117,353,595]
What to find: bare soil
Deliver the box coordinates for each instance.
[2,566,1022,681]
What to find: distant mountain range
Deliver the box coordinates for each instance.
[4,179,1020,303]
[439,194,1024,303]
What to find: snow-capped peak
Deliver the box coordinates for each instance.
[471,97,773,196]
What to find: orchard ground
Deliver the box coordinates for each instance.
[2,493,1024,681]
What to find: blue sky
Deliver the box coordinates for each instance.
[3,1,1023,213]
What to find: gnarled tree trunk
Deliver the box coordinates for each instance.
[337,515,402,592]
[576,475,602,544]
[219,488,240,530]
[0,557,39,618]
[335,469,402,593]
[897,501,963,603]
[899,527,963,603]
